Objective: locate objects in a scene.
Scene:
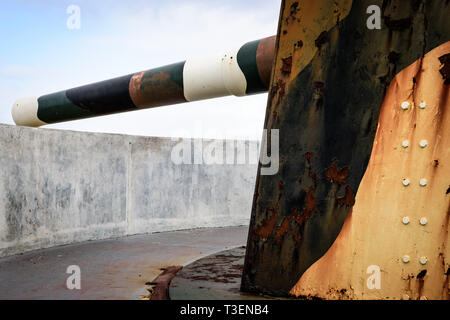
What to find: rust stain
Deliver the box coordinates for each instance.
[337,186,356,207]
[292,190,317,226]
[148,266,182,300]
[315,31,328,49]
[256,36,277,88]
[303,188,318,217]
[274,218,300,245]
[281,56,293,74]
[325,164,349,184]
[270,79,286,99]
[251,207,279,240]
[294,40,304,50]
[417,270,427,279]
[129,71,185,109]
[439,53,450,84]
[273,187,318,248]
[434,160,439,168]
[285,1,300,24]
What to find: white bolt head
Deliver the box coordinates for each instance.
[402,140,410,148]
[401,101,410,110]
[419,217,428,226]
[419,102,426,109]
[419,257,428,265]
[419,140,428,148]
[402,217,410,225]
[402,179,410,187]
[419,179,427,187]
[401,294,410,300]
[402,255,410,263]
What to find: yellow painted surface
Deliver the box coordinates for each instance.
[267,0,352,130]
[273,0,352,79]
[290,42,450,300]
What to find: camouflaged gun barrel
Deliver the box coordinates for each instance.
[12,36,275,127]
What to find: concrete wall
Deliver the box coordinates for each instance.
[0,124,257,257]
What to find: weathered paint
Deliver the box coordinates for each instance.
[242,0,450,297]
[12,37,275,127]
[11,97,46,127]
[291,42,450,300]
[37,91,94,123]
[237,36,276,94]
[255,36,276,90]
[183,47,247,101]
[129,62,186,109]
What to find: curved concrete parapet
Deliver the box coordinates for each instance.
[0,124,257,257]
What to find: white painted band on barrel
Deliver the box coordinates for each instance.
[11,97,47,127]
[183,47,247,102]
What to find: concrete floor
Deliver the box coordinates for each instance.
[0,226,248,300]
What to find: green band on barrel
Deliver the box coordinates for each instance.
[37,91,93,124]
[237,39,266,95]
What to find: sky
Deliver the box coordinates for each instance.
[0,0,280,140]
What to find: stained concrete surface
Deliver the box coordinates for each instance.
[170,247,291,300]
[0,124,257,257]
[0,226,248,300]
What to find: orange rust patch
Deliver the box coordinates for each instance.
[304,188,317,215]
[273,188,317,247]
[256,36,276,88]
[337,186,355,207]
[129,71,185,109]
[439,53,450,84]
[274,218,301,247]
[252,208,279,240]
[325,164,349,184]
[281,56,293,74]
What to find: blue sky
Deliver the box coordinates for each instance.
[0,0,279,139]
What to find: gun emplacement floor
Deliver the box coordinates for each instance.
[0,226,248,300]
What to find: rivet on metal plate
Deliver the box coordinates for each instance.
[401,101,410,110]
[419,140,428,148]
[419,257,428,265]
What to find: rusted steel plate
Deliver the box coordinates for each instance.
[242,0,450,296]
[291,42,450,300]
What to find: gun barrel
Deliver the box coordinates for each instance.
[12,36,276,127]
